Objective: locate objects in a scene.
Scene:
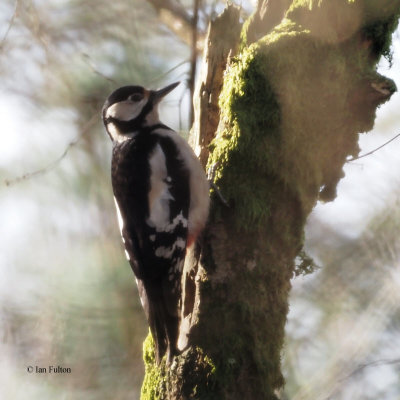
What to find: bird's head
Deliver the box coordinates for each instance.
[102,82,180,142]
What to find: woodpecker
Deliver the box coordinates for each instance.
[102,82,210,364]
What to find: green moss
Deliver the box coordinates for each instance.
[141,332,164,400]
[141,331,219,399]
[362,16,400,63]
[294,249,319,276]
[208,41,282,228]
[191,241,293,398]
[239,12,253,51]
[208,3,398,230]
[180,348,218,398]
[205,2,399,391]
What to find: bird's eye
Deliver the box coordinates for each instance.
[129,93,144,102]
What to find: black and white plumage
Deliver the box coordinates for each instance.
[102,82,210,363]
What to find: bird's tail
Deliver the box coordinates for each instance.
[146,282,179,364]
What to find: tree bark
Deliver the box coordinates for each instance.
[141,1,400,399]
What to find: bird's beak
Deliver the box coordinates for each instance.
[152,82,180,103]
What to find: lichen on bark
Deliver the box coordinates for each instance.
[141,1,400,399]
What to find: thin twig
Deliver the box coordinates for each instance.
[0,0,19,50]
[4,114,98,187]
[323,358,400,400]
[81,53,117,84]
[347,132,400,162]
[147,59,189,86]
[339,358,400,382]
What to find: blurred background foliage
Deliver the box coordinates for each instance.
[0,0,399,399]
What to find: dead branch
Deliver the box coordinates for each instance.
[190,5,242,167]
[147,0,205,48]
[188,0,201,128]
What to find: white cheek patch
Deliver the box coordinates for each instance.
[106,100,146,121]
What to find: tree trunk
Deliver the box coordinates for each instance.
[141,1,400,398]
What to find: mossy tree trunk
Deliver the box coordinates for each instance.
[141,1,400,399]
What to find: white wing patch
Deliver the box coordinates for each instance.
[114,197,128,254]
[155,237,186,259]
[151,128,210,239]
[135,278,146,308]
[114,197,124,237]
[153,211,188,233]
[146,144,174,229]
